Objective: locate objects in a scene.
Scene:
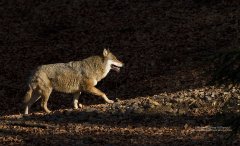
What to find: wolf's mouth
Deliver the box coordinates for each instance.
[111,64,121,72]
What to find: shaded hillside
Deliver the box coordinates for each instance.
[0,0,239,116]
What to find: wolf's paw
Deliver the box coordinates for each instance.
[46,110,51,114]
[106,100,114,104]
[74,103,83,110]
[79,103,83,108]
[45,109,52,113]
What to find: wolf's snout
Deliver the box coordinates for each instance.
[111,64,121,72]
[117,61,124,67]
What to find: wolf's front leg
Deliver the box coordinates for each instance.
[85,86,114,104]
[73,92,83,109]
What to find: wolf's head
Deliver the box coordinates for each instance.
[103,48,124,73]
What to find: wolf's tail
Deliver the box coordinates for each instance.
[23,85,33,104]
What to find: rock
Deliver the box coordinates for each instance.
[160,105,174,113]
[112,103,122,110]
[115,98,121,102]
[223,92,229,95]
[211,93,215,98]
[132,107,144,114]
[153,94,167,99]
[199,91,205,98]
[119,108,126,114]
[212,101,217,107]
[85,108,96,113]
[189,103,198,109]
[178,108,186,115]
[228,84,234,89]
[10,114,23,119]
[150,100,160,106]
[166,102,172,106]
[124,102,144,114]
[125,106,132,114]
[64,109,73,116]
[206,96,212,101]
[184,123,189,129]
[232,88,237,93]
[143,99,160,109]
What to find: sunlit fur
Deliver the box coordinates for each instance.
[23,49,124,114]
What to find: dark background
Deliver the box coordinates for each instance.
[0,0,239,115]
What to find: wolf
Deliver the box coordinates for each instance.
[23,49,124,114]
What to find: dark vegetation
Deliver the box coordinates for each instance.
[212,49,240,84]
[0,0,240,145]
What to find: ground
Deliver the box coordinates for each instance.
[0,0,240,145]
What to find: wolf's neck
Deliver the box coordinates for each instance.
[102,60,111,79]
[68,56,109,81]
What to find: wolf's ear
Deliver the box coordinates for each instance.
[103,48,109,57]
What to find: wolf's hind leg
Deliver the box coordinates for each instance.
[41,88,52,113]
[73,92,82,109]
[24,89,41,114]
